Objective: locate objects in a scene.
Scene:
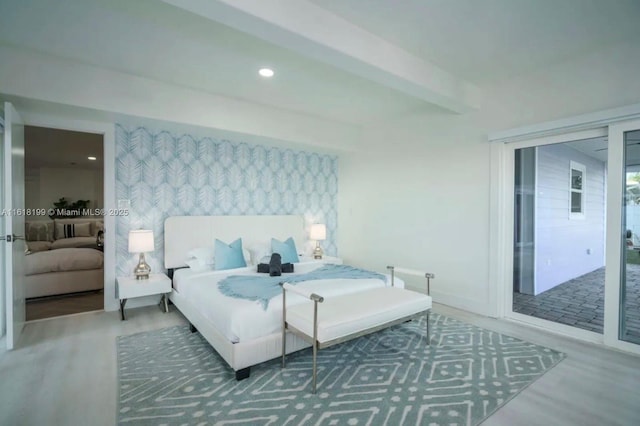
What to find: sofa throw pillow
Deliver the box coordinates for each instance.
[25,221,54,242]
[214,238,247,270]
[26,241,52,252]
[55,222,92,239]
[271,237,300,264]
[92,220,104,237]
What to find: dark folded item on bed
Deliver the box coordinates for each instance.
[257,262,294,274]
[269,253,282,276]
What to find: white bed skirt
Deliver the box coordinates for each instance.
[170,288,310,371]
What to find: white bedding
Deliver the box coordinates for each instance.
[24,247,104,276]
[172,261,403,343]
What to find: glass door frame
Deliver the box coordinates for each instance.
[605,118,640,352]
[489,106,640,356]
[501,128,608,345]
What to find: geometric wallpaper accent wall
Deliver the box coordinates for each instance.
[115,124,338,276]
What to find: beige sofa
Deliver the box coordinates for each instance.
[24,218,104,299]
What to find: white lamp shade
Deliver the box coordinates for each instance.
[128,230,154,253]
[310,224,327,241]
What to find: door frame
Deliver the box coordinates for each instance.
[20,112,117,312]
[0,113,5,351]
[605,118,640,352]
[489,102,640,355]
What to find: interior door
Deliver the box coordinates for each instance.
[3,102,26,350]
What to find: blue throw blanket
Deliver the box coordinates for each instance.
[218,264,386,310]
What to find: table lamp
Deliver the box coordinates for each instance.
[310,224,326,259]
[129,229,154,279]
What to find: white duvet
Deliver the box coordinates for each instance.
[173,261,403,343]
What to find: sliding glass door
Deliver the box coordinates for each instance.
[512,136,607,334]
[503,119,640,353]
[621,128,640,344]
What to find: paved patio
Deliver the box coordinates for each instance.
[513,265,640,342]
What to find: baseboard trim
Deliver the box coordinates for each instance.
[405,284,492,317]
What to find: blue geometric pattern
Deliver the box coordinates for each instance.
[115,125,338,276]
[117,314,566,425]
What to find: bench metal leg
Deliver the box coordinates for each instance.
[282,288,287,368]
[312,342,318,394]
[312,299,319,394]
[426,310,431,344]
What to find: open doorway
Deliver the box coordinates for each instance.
[23,126,104,321]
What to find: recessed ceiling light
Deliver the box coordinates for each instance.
[88,156,97,160]
[258,68,274,78]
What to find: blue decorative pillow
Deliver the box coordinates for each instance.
[271,237,299,264]
[214,238,247,270]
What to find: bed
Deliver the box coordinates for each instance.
[165,215,403,379]
[24,219,104,299]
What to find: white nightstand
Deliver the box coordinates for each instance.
[116,273,172,320]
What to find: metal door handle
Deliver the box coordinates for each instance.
[0,235,24,242]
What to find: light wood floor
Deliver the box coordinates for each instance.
[0,304,639,426]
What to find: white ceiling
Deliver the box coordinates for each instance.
[25,126,104,170]
[1,0,639,125]
[310,0,640,85]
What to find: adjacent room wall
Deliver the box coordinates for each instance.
[535,144,606,294]
[339,40,640,316]
[115,124,338,276]
[25,167,103,218]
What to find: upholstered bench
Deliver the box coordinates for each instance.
[281,267,433,393]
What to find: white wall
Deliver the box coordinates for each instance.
[535,144,605,294]
[339,40,640,316]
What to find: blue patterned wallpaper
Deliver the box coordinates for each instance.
[115,125,338,276]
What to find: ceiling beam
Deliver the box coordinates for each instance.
[162,0,481,114]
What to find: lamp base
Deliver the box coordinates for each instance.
[134,253,151,280]
[313,242,323,259]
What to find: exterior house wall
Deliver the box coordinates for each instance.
[534,144,606,294]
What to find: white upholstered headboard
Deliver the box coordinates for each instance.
[164,215,305,269]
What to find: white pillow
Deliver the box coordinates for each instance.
[186,246,251,269]
[242,248,252,265]
[247,242,271,265]
[185,258,211,273]
[187,247,215,265]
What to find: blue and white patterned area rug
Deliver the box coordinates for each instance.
[117,314,565,425]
